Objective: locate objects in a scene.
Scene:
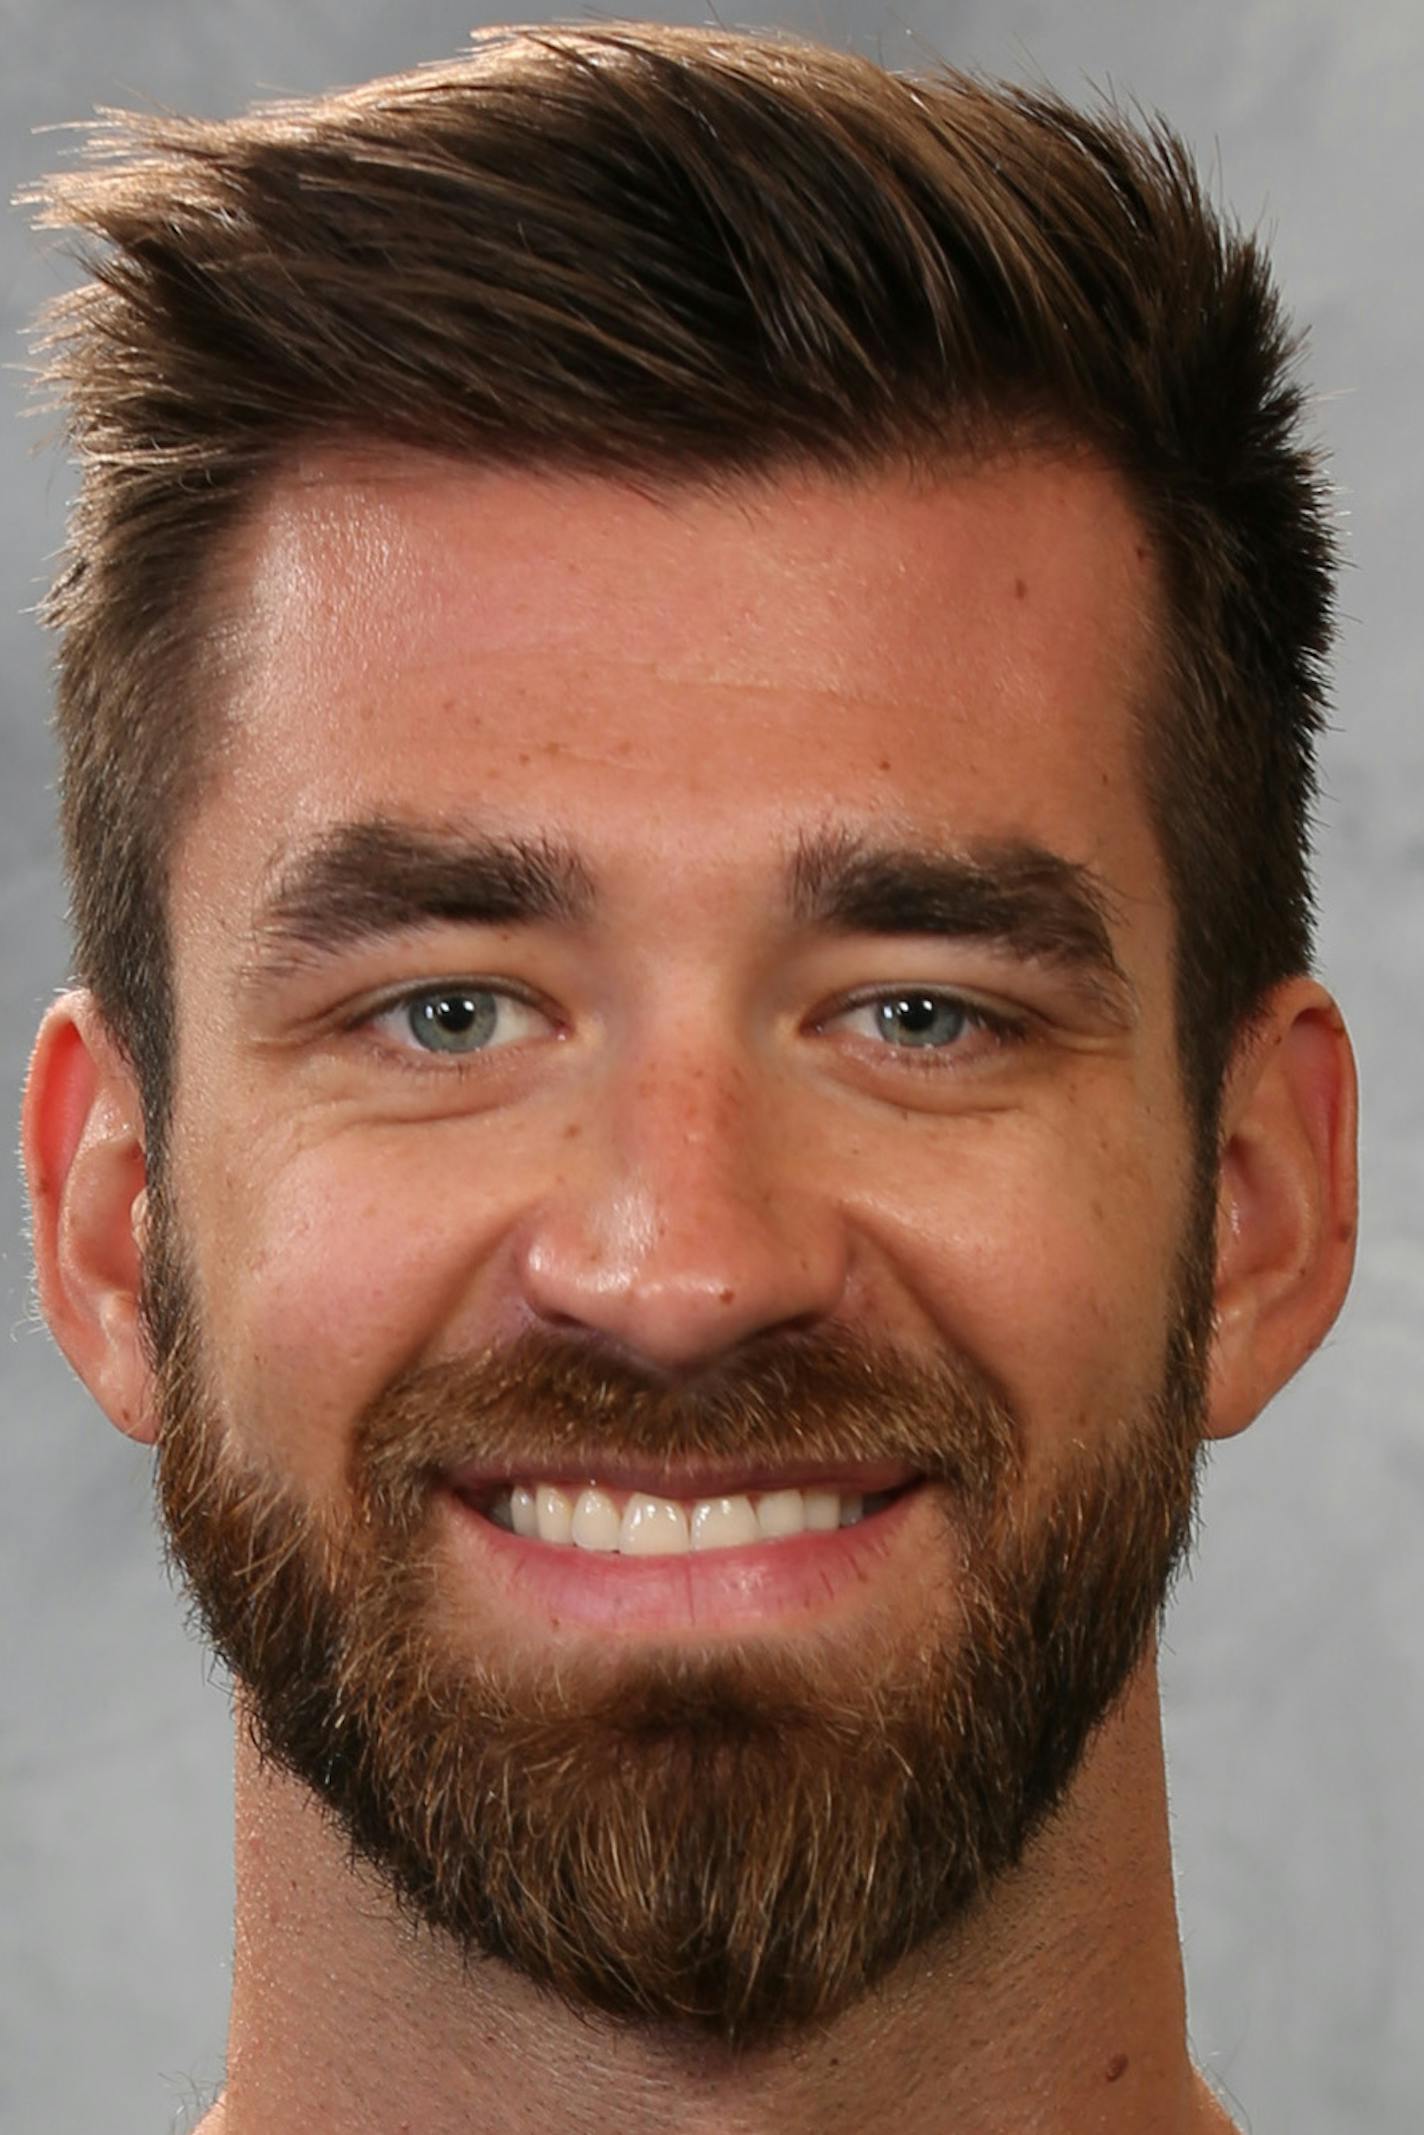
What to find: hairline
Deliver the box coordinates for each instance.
[172,418,1173,888]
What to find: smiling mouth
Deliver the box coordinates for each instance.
[441,1466,931,1636]
[449,1465,920,1559]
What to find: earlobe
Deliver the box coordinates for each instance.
[1206,978,1359,1440]
[22,992,156,1444]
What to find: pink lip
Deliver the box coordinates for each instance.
[439,1480,929,1636]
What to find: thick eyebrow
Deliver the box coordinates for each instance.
[240,815,1136,1028]
[242,818,594,987]
[788,829,1137,1026]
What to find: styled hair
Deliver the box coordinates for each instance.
[26,21,1335,1158]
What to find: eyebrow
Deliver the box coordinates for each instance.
[242,814,1136,1027]
[788,828,1136,1026]
[243,818,594,989]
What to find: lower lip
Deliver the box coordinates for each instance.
[440,1483,928,1636]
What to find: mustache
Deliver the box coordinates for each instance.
[353,1323,1024,1525]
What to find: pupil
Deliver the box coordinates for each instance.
[878,993,962,1046]
[412,993,494,1050]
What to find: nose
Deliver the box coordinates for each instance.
[517,1038,849,1372]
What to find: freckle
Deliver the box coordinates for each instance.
[517,751,530,766]
[563,1122,581,1140]
[1013,576,1028,600]
[717,1286,736,1305]
[1105,2053,1129,2084]
[878,756,891,772]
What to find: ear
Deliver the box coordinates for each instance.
[1206,977,1359,1440]
[22,991,155,1444]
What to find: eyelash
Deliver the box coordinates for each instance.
[823,988,1031,1067]
[350,981,1032,1073]
[352,981,555,1068]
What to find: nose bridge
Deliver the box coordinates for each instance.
[518,1013,848,1366]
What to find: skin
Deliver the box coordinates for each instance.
[24,448,1357,2132]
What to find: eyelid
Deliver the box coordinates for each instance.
[815,984,1033,1059]
[341,976,1028,1073]
[354,978,559,1057]
[818,982,1030,1028]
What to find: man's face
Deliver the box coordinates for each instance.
[147,449,1211,2046]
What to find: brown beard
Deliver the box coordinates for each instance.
[143,1180,1212,2053]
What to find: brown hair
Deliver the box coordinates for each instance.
[26,21,1334,1159]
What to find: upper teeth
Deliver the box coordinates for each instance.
[486,1482,870,1555]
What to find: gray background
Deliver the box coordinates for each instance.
[1,3,1419,2131]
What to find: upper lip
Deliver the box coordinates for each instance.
[446,1459,922,1502]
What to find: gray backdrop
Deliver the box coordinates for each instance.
[2,4,1419,2132]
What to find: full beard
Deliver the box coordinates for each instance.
[143,1184,1212,2053]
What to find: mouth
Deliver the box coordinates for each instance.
[451,1460,918,1554]
[441,1463,930,1637]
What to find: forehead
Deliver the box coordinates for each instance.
[204,446,1167,913]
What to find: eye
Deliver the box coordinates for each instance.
[825,989,1025,1056]
[367,985,552,1057]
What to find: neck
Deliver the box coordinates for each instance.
[202,1650,1237,2135]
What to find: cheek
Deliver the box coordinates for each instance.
[183,1118,531,1491]
[868,1107,1193,1441]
